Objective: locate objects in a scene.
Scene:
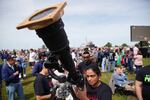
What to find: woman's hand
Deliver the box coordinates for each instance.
[74,86,89,100]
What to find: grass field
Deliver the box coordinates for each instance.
[1,58,150,100]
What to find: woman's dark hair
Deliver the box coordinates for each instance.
[85,64,101,76]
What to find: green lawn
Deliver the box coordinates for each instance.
[1,58,150,100]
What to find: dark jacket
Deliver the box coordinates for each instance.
[0,64,2,84]
[77,61,97,74]
[2,63,20,86]
[32,60,44,76]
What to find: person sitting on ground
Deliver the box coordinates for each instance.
[113,65,135,91]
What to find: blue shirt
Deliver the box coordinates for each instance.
[113,72,128,86]
[32,60,44,76]
[0,64,2,84]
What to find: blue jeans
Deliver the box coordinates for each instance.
[108,61,115,72]
[101,57,106,72]
[6,82,24,100]
[0,84,1,100]
[128,58,133,72]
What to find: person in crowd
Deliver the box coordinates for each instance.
[0,63,2,100]
[29,49,37,68]
[2,51,10,64]
[134,50,143,74]
[16,52,27,79]
[20,51,28,78]
[127,48,134,73]
[97,48,104,68]
[90,47,98,63]
[76,64,112,100]
[0,51,2,60]
[15,57,23,79]
[121,55,125,67]
[2,57,24,100]
[108,48,115,72]
[34,64,56,100]
[101,48,109,72]
[113,65,135,91]
[32,53,45,76]
[77,51,97,74]
[115,49,122,66]
[133,45,139,56]
[71,49,77,67]
[135,65,150,100]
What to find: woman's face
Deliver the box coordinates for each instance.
[85,69,100,86]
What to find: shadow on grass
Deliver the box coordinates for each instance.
[24,92,35,100]
[22,79,34,86]
[22,72,35,86]
[26,73,35,79]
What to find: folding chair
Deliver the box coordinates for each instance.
[109,73,135,95]
[109,74,126,95]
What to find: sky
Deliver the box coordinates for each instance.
[0,0,150,50]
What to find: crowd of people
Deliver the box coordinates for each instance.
[0,45,149,100]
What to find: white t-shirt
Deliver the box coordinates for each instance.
[29,52,36,62]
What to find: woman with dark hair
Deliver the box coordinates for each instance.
[75,64,112,100]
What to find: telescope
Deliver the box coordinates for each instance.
[16,1,84,89]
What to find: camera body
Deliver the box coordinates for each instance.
[56,82,71,99]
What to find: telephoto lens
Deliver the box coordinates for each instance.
[36,18,84,89]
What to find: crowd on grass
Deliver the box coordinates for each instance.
[0,44,149,100]
[0,45,141,71]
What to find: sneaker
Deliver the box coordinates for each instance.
[19,74,21,78]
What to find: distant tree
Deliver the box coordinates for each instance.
[135,43,140,48]
[41,45,46,49]
[104,42,112,48]
[121,43,128,47]
[138,41,150,47]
